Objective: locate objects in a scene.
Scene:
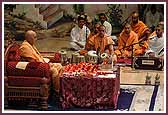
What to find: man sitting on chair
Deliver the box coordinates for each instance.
[19,30,63,93]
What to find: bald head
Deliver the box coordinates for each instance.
[124,23,131,34]
[25,30,37,45]
[132,12,139,24]
[132,12,139,17]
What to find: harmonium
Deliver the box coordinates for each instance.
[133,56,163,70]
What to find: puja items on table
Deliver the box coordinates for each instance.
[63,62,98,78]
[63,62,117,78]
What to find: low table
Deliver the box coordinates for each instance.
[60,69,120,110]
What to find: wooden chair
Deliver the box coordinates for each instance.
[4,42,51,110]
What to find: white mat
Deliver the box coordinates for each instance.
[120,85,164,112]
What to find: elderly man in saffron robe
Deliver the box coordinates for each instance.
[130,12,150,55]
[19,30,63,93]
[114,23,139,57]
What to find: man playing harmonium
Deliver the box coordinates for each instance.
[19,30,63,94]
[114,23,140,57]
[149,21,164,40]
[145,24,164,60]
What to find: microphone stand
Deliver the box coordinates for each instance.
[131,44,134,68]
[119,38,147,68]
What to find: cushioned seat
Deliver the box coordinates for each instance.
[4,42,51,110]
[7,62,50,77]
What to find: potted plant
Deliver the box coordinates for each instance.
[106,4,123,35]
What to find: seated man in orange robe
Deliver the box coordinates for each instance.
[87,25,117,63]
[85,22,101,51]
[19,30,63,93]
[131,12,150,55]
[114,23,139,57]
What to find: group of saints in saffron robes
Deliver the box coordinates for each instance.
[71,12,164,60]
[18,11,164,94]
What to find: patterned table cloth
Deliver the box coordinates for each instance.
[60,71,120,109]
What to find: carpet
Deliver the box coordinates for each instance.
[118,85,162,111]
[5,85,163,112]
